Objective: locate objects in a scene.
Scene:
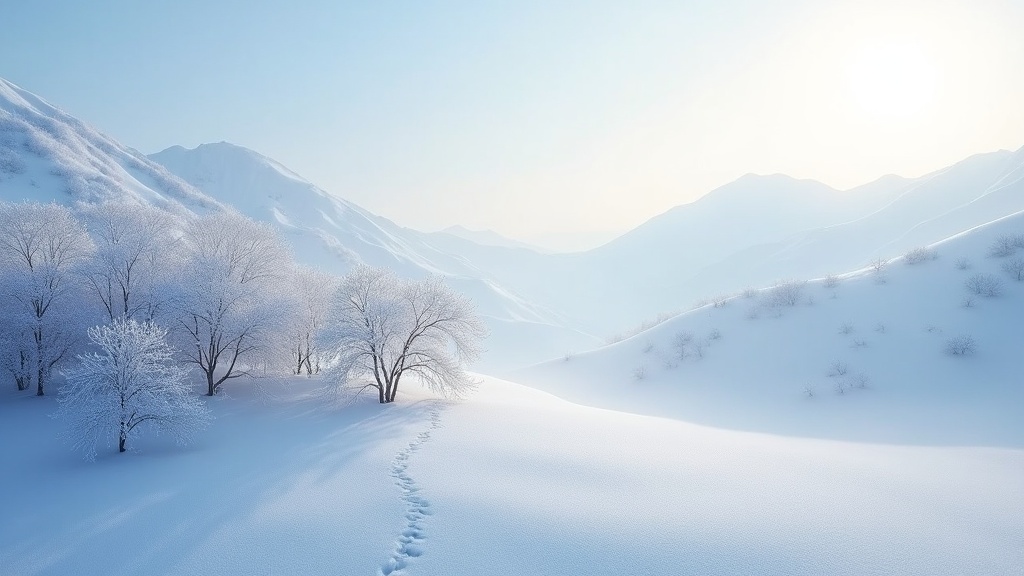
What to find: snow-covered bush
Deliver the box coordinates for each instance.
[964,273,1003,297]
[672,331,693,360]
[822,274,840,289]
[944,335,976,357]
[827,361,849,377]
[954,257,971,271]
[903,247,936,265]
[764,280,806,308]
[838,323,855,335]
[57,318,211,459]
[989,234,1024,258]
[1002,258,1024,281]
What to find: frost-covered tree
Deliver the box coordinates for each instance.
[80,201,181,323]
[0,202,93,395]
[320,266,486,403]
[172,212,294,395]
[57,318,210,459]
[289,266,339,375]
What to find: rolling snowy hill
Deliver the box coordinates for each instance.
[461,150,1024,333]
[516,209,1024,447]
[1,76,1021,576]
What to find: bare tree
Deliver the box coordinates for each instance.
[289,266,339,375]
[80,202,181,323]
[320,266,486,403]
[172,212,295,396]
[0,202,93,395]
[57,318,210,459]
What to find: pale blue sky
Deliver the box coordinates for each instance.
[3,0,1022,249]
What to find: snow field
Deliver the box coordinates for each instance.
[0,379,440,576]
[411,377,1024,576]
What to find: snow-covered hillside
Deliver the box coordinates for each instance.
[0,78,217,211]
[0,78,599,373]
[4,73,1024,375]
[465,151,1024,333]
[149,142,601,371]
[517,209,1024,447]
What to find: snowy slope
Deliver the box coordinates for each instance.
[517,209,1024,447]
[461,153,1024,334]
[436,225,545,252]
[149,143,601,371]
[2,376,1020,576]
[0,78,217,211]
[0,77,599,373]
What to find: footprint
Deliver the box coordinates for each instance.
[378,402,445,575]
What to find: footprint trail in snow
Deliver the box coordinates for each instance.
[379,404,443,576]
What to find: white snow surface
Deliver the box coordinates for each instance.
[517,209,1024,448]
[1,376,1020,576]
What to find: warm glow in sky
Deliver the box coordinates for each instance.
[2,0,1022,250]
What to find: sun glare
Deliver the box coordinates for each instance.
[847,39,937,120]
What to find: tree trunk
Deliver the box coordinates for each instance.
[207,370,216,396]
[35,329,45,396]
[119,422,127,453]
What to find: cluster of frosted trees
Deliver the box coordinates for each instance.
[0,201,484,458]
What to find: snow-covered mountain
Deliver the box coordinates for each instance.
[451,148,1024,334]
[0,78,599,372]
[0,78,217,212]
[516,208,1024,447]
[149,142,601,371]
[4,75,1024,375]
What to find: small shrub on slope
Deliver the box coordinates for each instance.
[1002,258,1024,281]
[965,274,1003,297]
[903,247,936,265]
[944,336,976,357]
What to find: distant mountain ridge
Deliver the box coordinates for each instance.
[3,75,1023,371]
[437,225,545,252]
